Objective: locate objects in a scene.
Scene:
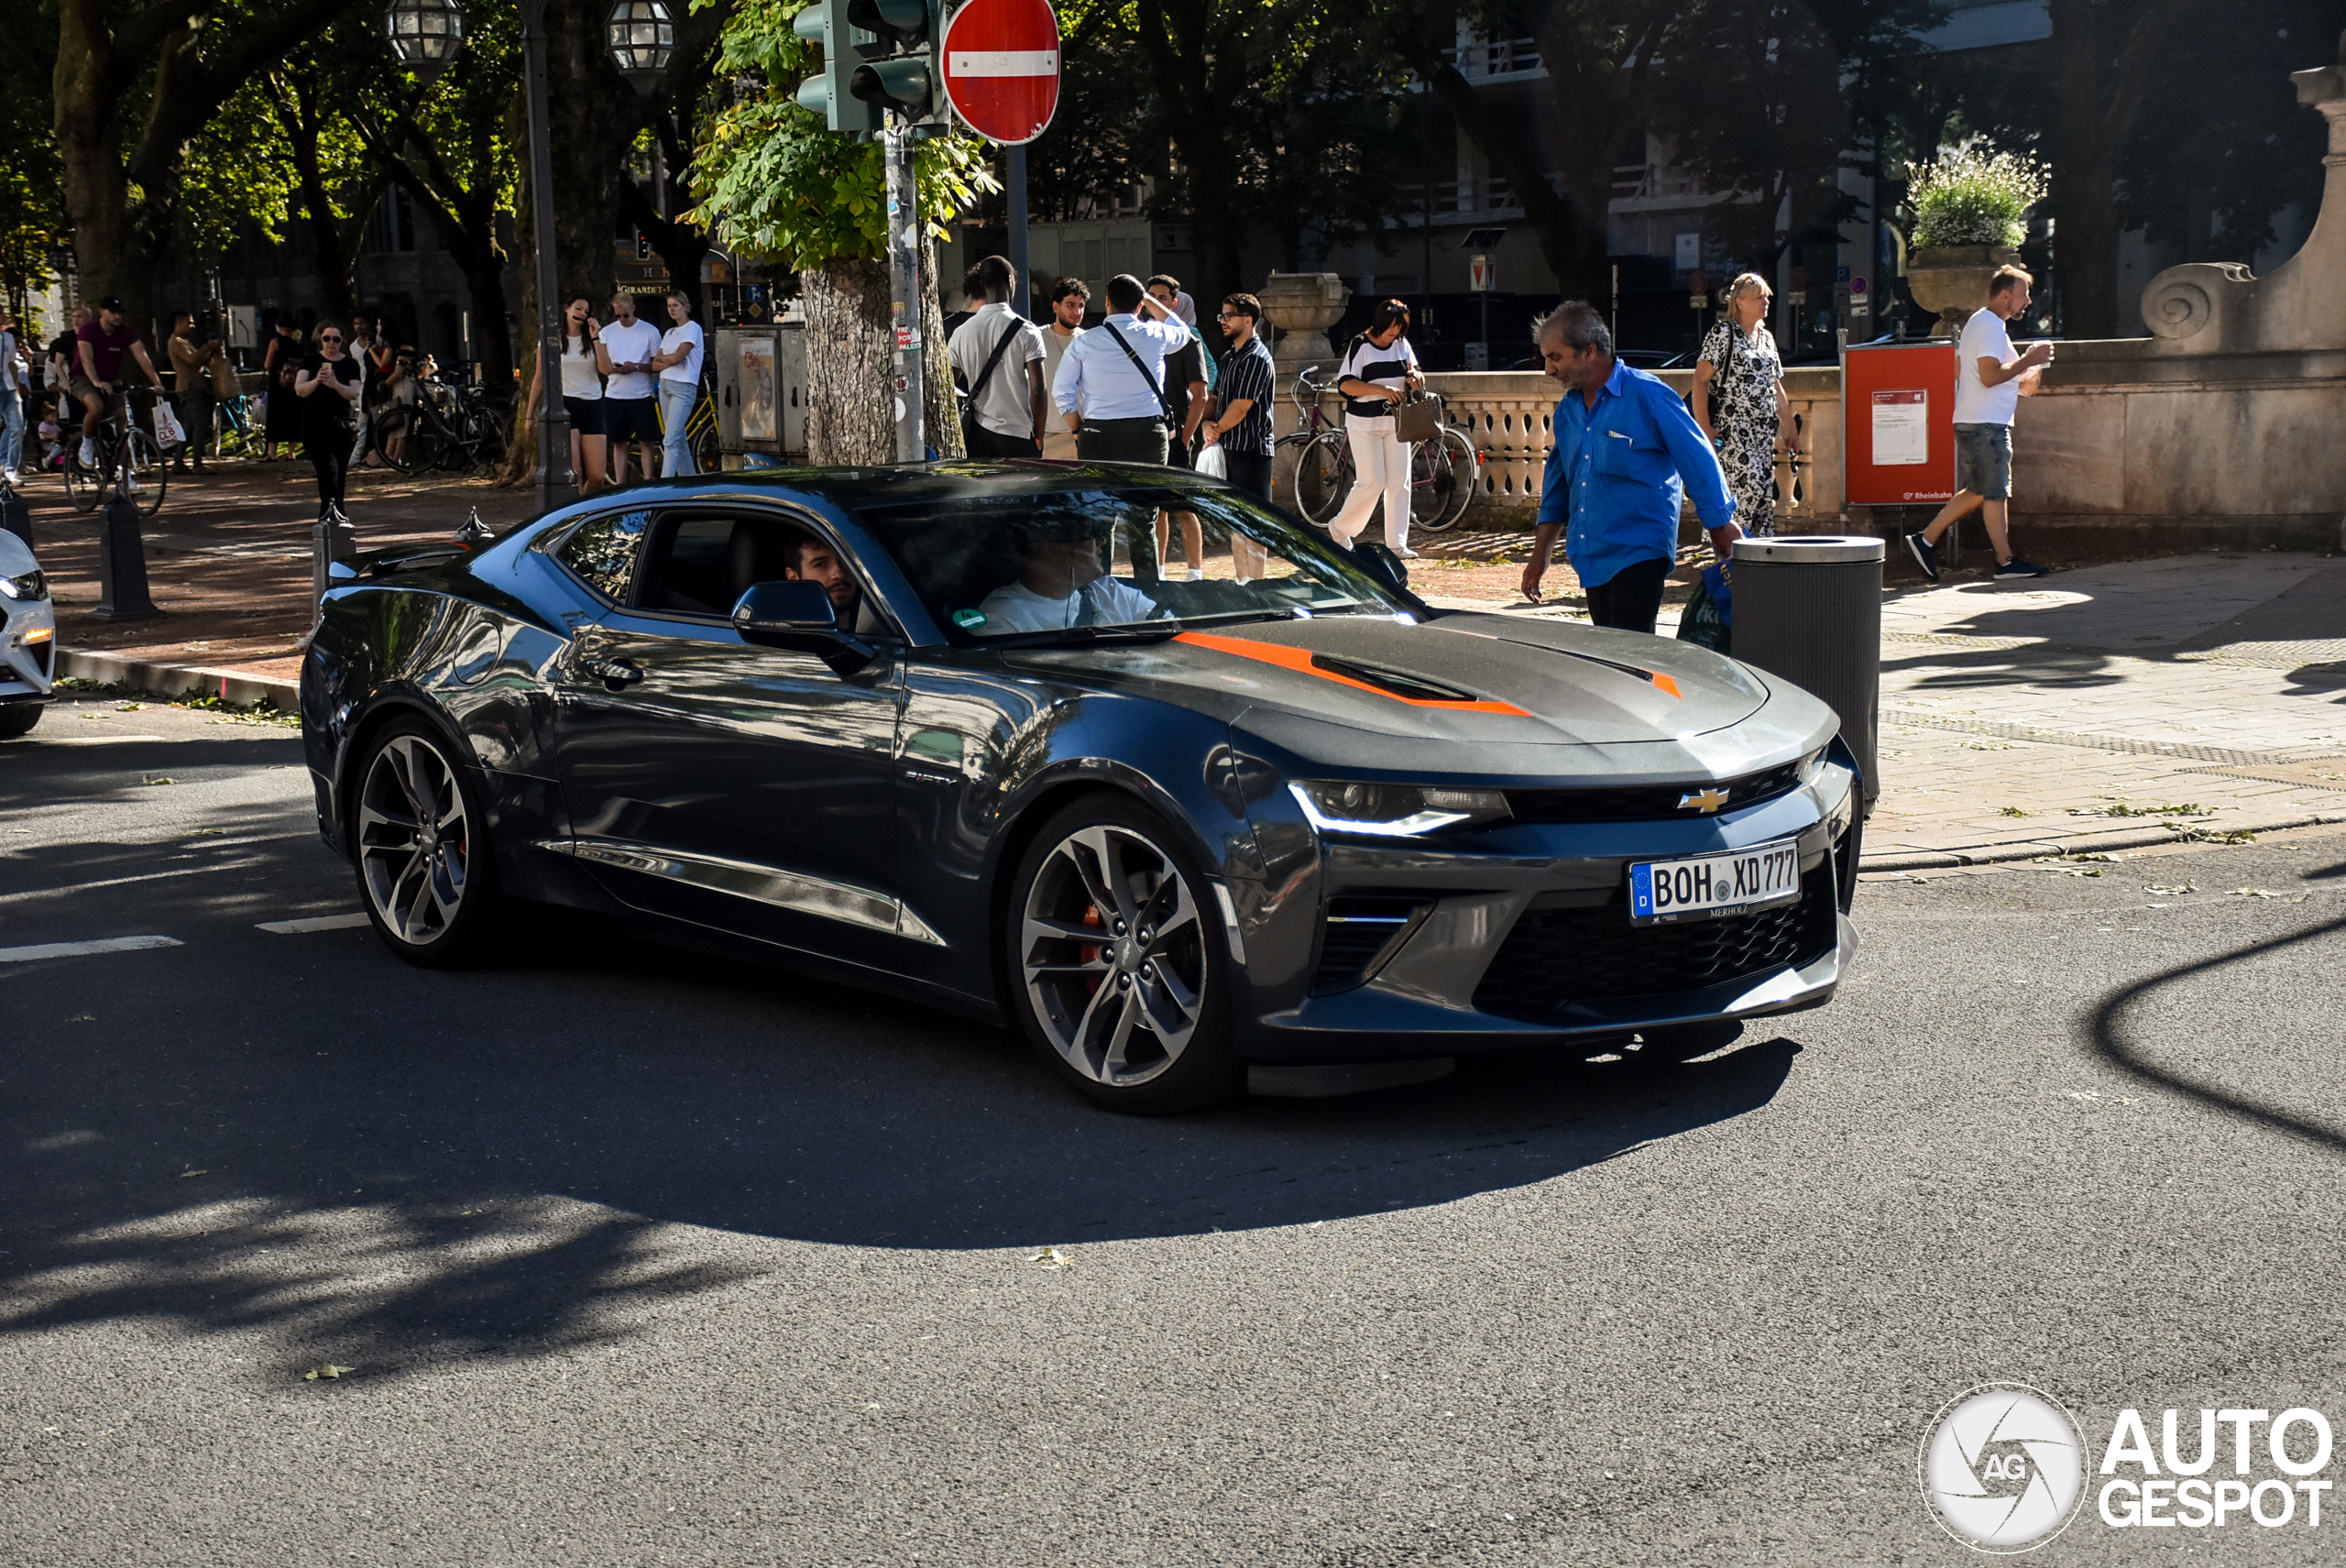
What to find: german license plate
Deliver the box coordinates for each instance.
[1628,839,1801,925]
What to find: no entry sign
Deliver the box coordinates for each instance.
[942,0,1061,146]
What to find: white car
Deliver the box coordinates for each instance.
[0,528,55,739]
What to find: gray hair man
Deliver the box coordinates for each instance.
[1519,302,1741,634]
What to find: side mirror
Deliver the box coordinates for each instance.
[729,579,879,677]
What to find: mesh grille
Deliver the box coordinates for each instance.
[1471,865,1837,1021]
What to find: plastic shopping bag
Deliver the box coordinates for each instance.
[1195,440,1228,481]
[153,400,186,450]
[1675,565,1732,655]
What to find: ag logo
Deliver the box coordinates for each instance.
[1919,1383,2087,1552]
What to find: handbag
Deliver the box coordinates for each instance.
[1393,393,1441,444]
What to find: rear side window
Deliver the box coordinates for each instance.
[556,509,651,601]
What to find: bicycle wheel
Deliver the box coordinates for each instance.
[1409,428,1481,533]
[1290,431,1352,526]
[61,447,100,512]
[691,407,718,475]
[378,407,435,475]
[121,428,168,518]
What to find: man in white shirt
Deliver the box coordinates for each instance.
[974,523,1161,635]
[1037,278,1088,460]
[596,291,665,482]
[1052,274,1190,579]
[948,255,1048,457]
[1904,265,2055,582]
[651,291,705,477]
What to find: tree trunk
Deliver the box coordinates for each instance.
[800,238,959,466]
[545,0,637,310]
[52,0,146,337]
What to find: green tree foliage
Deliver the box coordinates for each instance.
[0,0,63,325]
[686,0,997,267]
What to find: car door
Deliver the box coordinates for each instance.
[546,504,919,969]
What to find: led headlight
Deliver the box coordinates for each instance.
[0,568,46,602]
[1288,780,1511,837]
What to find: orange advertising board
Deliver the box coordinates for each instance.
[1842,342,1957,505]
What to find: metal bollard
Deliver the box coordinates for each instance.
[0,479,28,550]
[312,506,356,615]
[92,493,161,620]
[1729,534,1882,812]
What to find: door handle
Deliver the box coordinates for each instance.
[585,658,642,691]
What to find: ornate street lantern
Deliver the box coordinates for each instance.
[385,0,466,85]
[607,0,675,97]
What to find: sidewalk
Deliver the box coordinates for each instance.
[18,465,2344,870]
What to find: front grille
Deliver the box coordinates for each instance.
[1471,865,1837,1021]
[1311,895,1427,994]
[1505,759,1805,825]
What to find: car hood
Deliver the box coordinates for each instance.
[1013,610,1775,745]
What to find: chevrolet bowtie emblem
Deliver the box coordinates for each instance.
[1678,787,1731,813]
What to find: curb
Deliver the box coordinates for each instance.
[1859,813,2346,872]
[56,647,300,711]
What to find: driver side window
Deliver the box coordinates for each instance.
[635,512,813,619]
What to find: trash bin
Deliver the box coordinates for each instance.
[1728,534,1881,813]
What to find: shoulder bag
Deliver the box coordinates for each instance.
[1099,320,1175,424]
[958,316,1026,447]
[1394,391,1441,444]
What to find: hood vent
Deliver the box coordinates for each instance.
[1309,653,1479,705]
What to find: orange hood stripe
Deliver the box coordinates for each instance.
[1172,630,1534,716]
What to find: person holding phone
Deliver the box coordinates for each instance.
[561,297,608,494]
[294,321,364,519]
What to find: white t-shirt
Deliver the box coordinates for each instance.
[973,576,1160,635]
[1953,307,2020,426]
[600,318,662,399]
[560,334,602,400]
[948,303,1047,437]
[660,321,705,386]
[1337,332,1419,419]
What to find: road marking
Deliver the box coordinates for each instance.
[0,935,183,963]
[0,860,270,905]
[27,734,173,746]
[256,913,370,935]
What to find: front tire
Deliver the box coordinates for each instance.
[0,704,41,739]
[350,719,500,967]
[1004,795,1241,1114]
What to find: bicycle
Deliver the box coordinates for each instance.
[61,389,168,519]
[1274,367,1481,536]
[374,373,510,474]
[653,374,720,474]
[212,389,265,459]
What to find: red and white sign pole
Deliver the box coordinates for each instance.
[942,0,1061,314]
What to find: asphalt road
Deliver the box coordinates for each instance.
[5,694,2344,1565]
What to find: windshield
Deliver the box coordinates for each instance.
[853,485,1409,644]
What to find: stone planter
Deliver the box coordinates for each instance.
[1904,245,2023,337]
[1256,273,1351,469]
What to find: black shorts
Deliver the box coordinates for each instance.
[602,396,661,445]
[965,424,1040,459]
[564,397,604,438]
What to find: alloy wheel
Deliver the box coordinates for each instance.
[1020,824,1208,1088]
[356,733,473,947]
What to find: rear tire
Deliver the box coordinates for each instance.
[1288,431,1350,525]
[1411,428,1479,532]
[1003,795,1241,1114]
[350,718,501,967]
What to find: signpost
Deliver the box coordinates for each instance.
[942,0,1060,315]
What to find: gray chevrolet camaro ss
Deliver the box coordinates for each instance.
[301,462,1860,1113]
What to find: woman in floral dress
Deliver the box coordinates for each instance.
[1691,272,1794,536]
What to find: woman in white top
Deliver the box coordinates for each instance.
[560,296,607,494]
[1326,299,1423,554]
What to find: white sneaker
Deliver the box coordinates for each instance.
[78,439,96,466]
[1,468,16,484]
[1394,546,1420,559]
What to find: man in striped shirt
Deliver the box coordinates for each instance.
[1200,293,1273,501]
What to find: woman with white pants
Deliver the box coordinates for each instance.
[1327,299,1422,554]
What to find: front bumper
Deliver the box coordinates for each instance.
[1229,763,1859,1063]
[1,595,56,702]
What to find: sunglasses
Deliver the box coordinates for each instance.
[320,334,343,342]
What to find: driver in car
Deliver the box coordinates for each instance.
[785,532,888,636]
[974,520,1161,634]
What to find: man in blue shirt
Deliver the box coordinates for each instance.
[1519,302,1741,634]
[1052,273,1191,580]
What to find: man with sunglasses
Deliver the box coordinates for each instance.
[1199,294,1274,503]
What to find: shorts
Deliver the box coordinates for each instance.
[602,395,661,446]
[1077,416,1168,466]
[564,396,604,438]
[1953,422,2012,501]
[68,376,106,407]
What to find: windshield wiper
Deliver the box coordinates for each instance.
[975,621,1187,650]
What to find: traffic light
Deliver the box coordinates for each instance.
[846,0,948,130]
[793,0,882,137]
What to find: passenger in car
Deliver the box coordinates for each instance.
[972,522,1160,634]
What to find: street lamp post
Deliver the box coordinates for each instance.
[389,0,675,509]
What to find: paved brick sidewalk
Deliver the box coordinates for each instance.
[18,464,2342,870]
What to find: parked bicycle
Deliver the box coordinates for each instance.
[1274,367,1480,534]
[61,390,167,519]
[653,373,721,475]
[211,389,265,459]
[374,370,511,475]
